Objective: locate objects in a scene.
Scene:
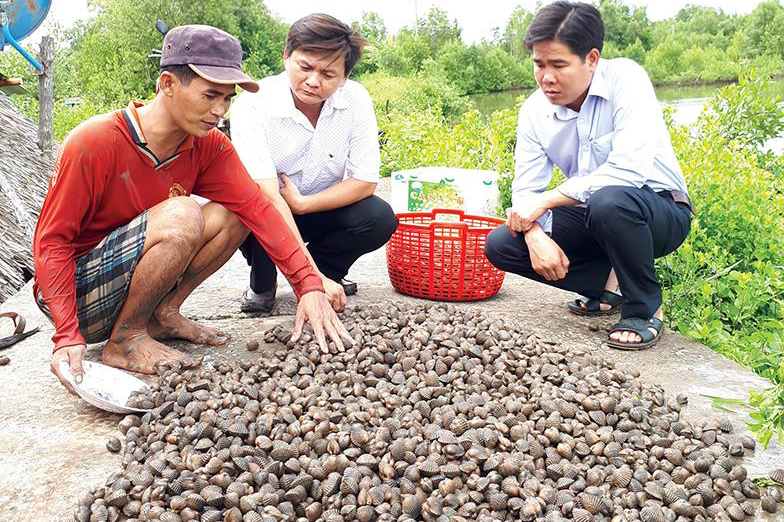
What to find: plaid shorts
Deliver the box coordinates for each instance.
[37,212,148,344]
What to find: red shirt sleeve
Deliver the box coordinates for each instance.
[192,131,324,298]
[33,119,110,351]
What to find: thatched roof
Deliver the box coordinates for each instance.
[0,93,53,303]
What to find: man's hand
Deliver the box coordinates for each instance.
[517,201,549,232]
[50,344,86,395]
[292,291,354,353]
[322,277,347,312]
[506,209,535,237]
[279,174,307,214]
[526,230,570,281]
[507,190,582,236]
[507,200,548,237]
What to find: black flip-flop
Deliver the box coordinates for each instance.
[0,312,40,350]
[567,290,625,316]
[606,317,664,350]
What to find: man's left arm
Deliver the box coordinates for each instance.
[193,134,324,297]
[281,177,376,215]
[281,86,381,215]
[193,133,352,352]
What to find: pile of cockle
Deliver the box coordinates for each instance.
[75,302,784,522]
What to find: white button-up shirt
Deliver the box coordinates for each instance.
[229,72,381,196]
[513,58,688,233]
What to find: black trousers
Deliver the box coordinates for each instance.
[240,195,399,292]
[485,185,691,320]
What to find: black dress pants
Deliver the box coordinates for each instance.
[240,195,399,292]
[485,185,691,320]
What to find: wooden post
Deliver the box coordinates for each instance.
[37,36,54,159]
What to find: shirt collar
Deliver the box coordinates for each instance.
[587,59,610,101]
[122,101,195,152]
[553,104,578,121]
[550,59,609,120]
[121,102,194,169]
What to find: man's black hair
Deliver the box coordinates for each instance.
[286,13,368,76]
[159,64,198,85]
[524,1,604,58]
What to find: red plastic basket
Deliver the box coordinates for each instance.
[386,208,506,301]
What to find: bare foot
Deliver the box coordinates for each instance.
[149,309,230,346]
[102,332,201,374]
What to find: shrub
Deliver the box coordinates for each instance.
[644,40,687,83]
[657,78,784,446]
[372,30,431,76]
[423,41,535,96]
[697,71,784,150]
[361,71,472,123]
[375,101,519,178]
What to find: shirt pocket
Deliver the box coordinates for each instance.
[590,132,613,169]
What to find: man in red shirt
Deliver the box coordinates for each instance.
[33,25,351,395]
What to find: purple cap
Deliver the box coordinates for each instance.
[160,25,259,93]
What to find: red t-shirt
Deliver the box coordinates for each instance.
[33,102,323,351]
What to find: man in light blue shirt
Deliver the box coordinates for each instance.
[485,1,692,350]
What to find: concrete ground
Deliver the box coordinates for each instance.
[0,180,782,521]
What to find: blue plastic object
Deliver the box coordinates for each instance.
[2,24,43,70]
[0,0,53,71]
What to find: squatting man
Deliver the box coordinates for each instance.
[230,13,398,314]
[486,1,693,350]
[33,24,353,395]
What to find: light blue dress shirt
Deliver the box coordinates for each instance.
[513,58,689,233]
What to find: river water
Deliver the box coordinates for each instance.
[468,78,784,153]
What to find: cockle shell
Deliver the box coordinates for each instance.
[66,303,783,522]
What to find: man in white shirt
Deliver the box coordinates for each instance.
[485,1,693,350]
[231,14,398,313]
